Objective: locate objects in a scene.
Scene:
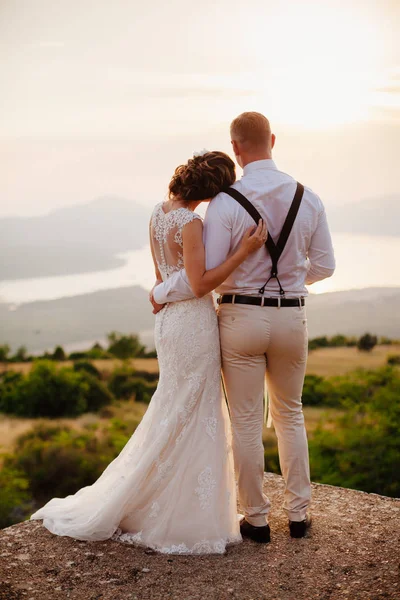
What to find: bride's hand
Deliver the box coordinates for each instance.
[239,219,268,256]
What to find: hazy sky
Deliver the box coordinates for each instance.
[0,0,399,217]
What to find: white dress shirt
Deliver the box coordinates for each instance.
[153,159,335,304]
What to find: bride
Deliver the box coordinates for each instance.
[30,150,267,555]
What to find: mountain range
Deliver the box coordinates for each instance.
[0,196,151,280]
[1,193,399,281]
[1,286,399,353]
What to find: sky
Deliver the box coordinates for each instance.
[0,0,399,217]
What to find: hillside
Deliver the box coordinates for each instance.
[0,286,154,353]
[1,286,399,353]
[0,196,151,279]
[1,473,399,600]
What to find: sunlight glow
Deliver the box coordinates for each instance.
[231,2,383,129]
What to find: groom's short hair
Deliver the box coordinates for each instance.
[230,112,271,147]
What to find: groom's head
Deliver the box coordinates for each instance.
[230,112,275,168]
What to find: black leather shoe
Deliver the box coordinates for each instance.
[240,518,271,544]
[289,514,312,538]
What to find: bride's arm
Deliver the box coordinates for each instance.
[182,218,266,298]
[149,222,162,283]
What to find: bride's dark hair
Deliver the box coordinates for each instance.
[169,151,236,202]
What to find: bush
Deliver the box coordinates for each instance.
[81,372,115,412]
[309,366,400,497]
[108,366,157,402]
[3,424,110,502]
[3,420,140,507]
[357,333,378,352]
[132,370,159,383]
[52,346,66,361]
[68,351,88,360]
[107,332,145,359]
[10,361,88,417]
[302,375,331,406]
[308,336,329,351]
[387,354,400,366]
[0,464,31,528]
[12,346,29,362]
[73,360,101,379]
[0,370,25,414]
[0,361,115,418]
[0,344,10,362]
[130,378,157,404]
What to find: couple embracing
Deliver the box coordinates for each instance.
[31,112,335,553]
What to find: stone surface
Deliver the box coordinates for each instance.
[0,473,399,600]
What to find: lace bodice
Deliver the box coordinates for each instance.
[151,203,202,281]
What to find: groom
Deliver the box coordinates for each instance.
[151,112,335,541]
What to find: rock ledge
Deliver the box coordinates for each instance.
[1,474,399,600]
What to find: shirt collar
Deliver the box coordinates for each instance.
[243,159,277,176]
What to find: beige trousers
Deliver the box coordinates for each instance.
[217,301,311,526]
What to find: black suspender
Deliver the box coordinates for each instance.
[224,182,304,296]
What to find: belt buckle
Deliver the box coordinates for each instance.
[231,294,236,304]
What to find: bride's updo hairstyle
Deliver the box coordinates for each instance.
[169,151,236,202]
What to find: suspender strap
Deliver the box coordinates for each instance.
[276,182,304,255]
[224,182,304,296]
[224,187,279,266]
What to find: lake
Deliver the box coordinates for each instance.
[1,233,400,305]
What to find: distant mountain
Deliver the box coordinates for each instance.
[1,286,399,353]
[306,287,400,337]
[0,196,151,280]
[327,195,400,237]
[0,286,155,353]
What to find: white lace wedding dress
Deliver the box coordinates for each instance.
[30,203,241,554]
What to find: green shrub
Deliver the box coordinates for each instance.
[302,375,331,406]
[73,360,101,379]
[0,361,115,418]
[81,372,115,412]
[129,378,157,404]
[0,464,31,528]
[3,420,140,507]
[0,344,10,362]
[308,336,329,351]
[309,366,400,497]
[132,370,159,383]
[357,333,378,352]
[387,354,400,366]
[68,351,88,360]
[52,346,66,361]
[12,361,88,417]
[107,332,145,359]
[108,366,157,402]
[0,370,25,414]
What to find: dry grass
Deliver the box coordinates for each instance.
[306,343,400,377]
[1,346,398,379]
[0,358,160,376]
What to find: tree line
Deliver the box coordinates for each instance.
[0,332,157,364]
[1,332,398,365]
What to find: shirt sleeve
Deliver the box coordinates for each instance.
[153,269,194,304]
[306,206,336,285]
[203,193,232,269]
